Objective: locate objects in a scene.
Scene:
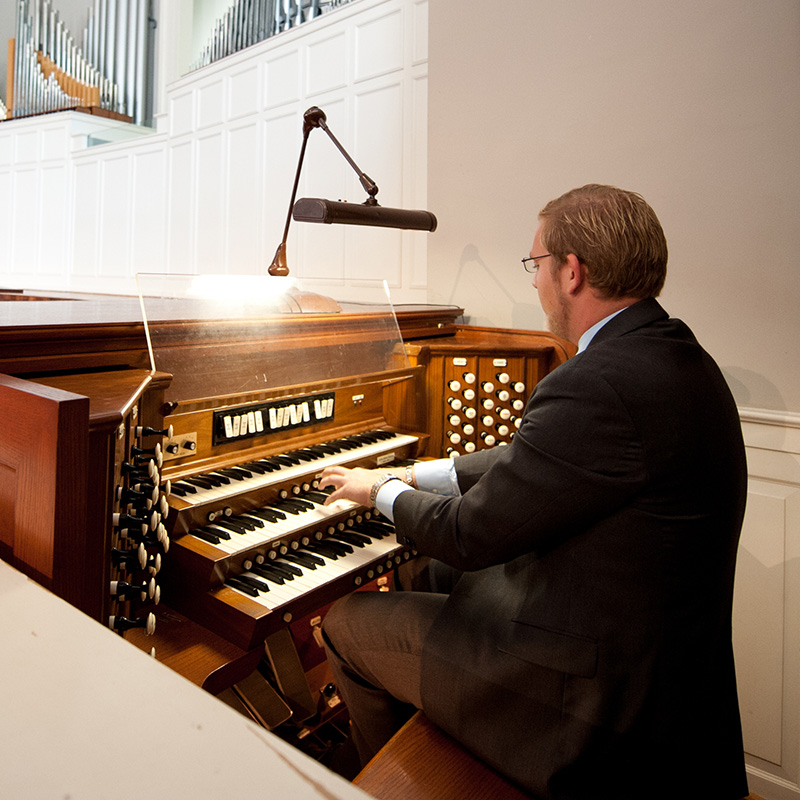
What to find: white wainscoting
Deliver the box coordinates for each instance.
[0,0,429,303]
[736,408,800,800]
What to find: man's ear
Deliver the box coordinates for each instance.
[562,253,586,296]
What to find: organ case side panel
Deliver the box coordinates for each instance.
[0,374,92,614]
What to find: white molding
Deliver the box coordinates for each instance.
[740,406,800,430]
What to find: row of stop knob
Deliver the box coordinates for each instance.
[108,423,173,637]
[443,367,528,455]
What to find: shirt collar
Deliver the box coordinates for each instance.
[576,308,626,354]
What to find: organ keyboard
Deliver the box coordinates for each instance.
[162,419,422,650]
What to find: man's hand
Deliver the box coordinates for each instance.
[319,466,379,507]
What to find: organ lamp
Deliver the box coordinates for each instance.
[268,106,437,277]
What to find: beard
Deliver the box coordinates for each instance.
[545,287,571,341]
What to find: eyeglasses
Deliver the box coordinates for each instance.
[521,253,552,274]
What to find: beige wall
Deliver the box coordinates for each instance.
[427,0,800,412]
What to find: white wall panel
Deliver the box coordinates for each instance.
[737,410,800,799]
[355,9,403,82]
[355,83,403,202]
[168,141,195,272]
[195,133,225,273]
[197,80,225,130]
[72,161,100,277]
[735,482,791,764]
[411,0,428,64]
[38,165,68,278]
[0,133,12,165]
[132,148,168,273]
[99,156,133,277]
[0,172,10,265]
[306,32,349,96]
[229,66,260,121]
[227,123,261,274]
[14,131,39,164]
[170,91,195,137]
[11,169,39,275]
[264,50,301,109]
[41,127,69,162]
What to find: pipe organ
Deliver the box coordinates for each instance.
[0,288,572,731]
[9,0,150,123]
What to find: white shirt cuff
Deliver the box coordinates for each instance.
[374,459,462,522]
[413,458,461,496]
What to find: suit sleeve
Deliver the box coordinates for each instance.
[393,359,648,571]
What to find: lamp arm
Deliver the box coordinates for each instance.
[315,116,379,203]
[268,121,313,276]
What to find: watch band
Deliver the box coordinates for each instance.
[369,474,401,507]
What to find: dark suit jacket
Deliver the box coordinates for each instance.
[393,298,748,800]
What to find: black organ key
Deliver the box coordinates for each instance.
[216,467,252,480]
[250,564,286,585]
[282,552,323,569]
[329,531,371,547]
[225,577,259,596]
[200,525,231,540]
[193,528,222,545]
[212,519,251,535]
[246,508,286,523]
[272,559,303,577]
[303,491,331,504]
[184,476,220,489]
[241,461,274,474]
[236,574,270,593]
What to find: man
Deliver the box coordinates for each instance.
[320,185,749,799]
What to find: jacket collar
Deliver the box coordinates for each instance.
[586,297,668,348]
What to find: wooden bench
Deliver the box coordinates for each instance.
[353,711,765,800]
[353,711,533,799]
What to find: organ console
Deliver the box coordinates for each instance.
[0,284,573,739]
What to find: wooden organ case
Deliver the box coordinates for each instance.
[0,285,572,737]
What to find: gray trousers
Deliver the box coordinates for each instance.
[321,559,459,765]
